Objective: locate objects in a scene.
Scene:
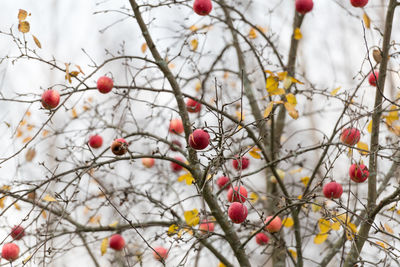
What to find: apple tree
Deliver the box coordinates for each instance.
[0,0,399,266]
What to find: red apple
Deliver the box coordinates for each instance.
[89,135,103,149]
[198,220,215,234]
[97,76,114,94]
[169,119,184,134]
[350,0,368,7]
[228,202,248,224]
[232,156,250,171]
[368,71,379,86]
[186,98,202,113]
[295,0,313,14]
[142,158,155,168]
[255,233,269,245]
[41,89,60,109]
[109,234,125,251]
[323,182,343,199]
[153,246,168,261]
[216,176,230,190]
[349,164,369,183]
[10,226,25,240]
[171,157,184,172]
[340,127,360,146]
[111,138,128,156]
[193,0,212,16]
[170,140,182,151]
[1,243,19,261]
[227,186,248,203]
[188,129,210,150]
[264,216,282,233]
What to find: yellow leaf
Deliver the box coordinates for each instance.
[108,221,118,228]
[314,233,329,244]
[22,136,32,143]
[184,209,200,227]
[266,76,279,93]
[264,102,274,118]
[190,39,199,51]
[312,204,321,212]
[249,147,261,159]
[14,203,21,210]
[384,223,394,234]
[248,28,257,39]
[89,215,101,224]
[41,210,47,219]
[367,120,372,133]
[345,222,357,240]
[331,86,341,96]
[270,169,285,184]
[195,81,201,92]
[0,197,5,209]
[70,71,79,77]
[65,63,71,83]
[282,217,294,228]
[100,237,108,256]
[284,102,299,119]
[318,218,331,234]
[286,93,297,106]
[18,21,30,33]
[331,221,341,231]
[356,141,369,155]
[290,77,304,85]
[386,105,399,126]
[300,176,310,186]
[71,108,78,118]
[18,9,28,21]
[42,130,49,137]
[288,249,297,259]
[43,194,56,202]
[249,192,259,204]
[277,72,287,81]
[167,224,179,236]
[363,12,371,29]
[235,111,245,121]
[218,262,227,267]
[23,255,32,264]
[189,25,198,32]
[177,172,195,185]
[269,88,285,96]
[387,205,396,212]
[256,25,267,33]
[283,76,292,89]
[141,43,147,53]
[289,168,303,174]
[294,28,302,40]
[376,241,387,249]
[32,35,41,48]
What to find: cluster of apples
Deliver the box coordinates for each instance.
[89,134,129,156]
[1,225,25,262]
[294,0,368,15]
[40,76,114,110]
[322,127,370,199]
[108,234,168,262]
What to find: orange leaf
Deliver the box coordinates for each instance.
[18,21,30,33]
[363,12,371,29]
[32,35,41,48]
[141,43,147,53]
[18,9,28,21]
